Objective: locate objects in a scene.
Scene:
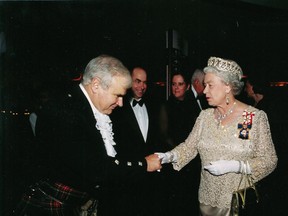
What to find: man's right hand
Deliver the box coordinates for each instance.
[145,154,162,172]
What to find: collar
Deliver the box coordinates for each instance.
[191,85,198,99]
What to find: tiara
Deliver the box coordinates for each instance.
[207,57,243,80]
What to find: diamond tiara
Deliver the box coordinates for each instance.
[207,57,243,80]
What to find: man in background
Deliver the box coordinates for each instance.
[190,68,209,112]
[110,67,163,216]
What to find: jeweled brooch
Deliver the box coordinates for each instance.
[238,111,255,140]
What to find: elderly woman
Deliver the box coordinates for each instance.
[157,57,277,216]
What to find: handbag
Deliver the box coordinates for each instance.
[230,164,260,216]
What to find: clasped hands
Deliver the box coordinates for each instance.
[145,153,252,175]
[145,152,175,172]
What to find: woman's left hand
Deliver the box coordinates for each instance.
[204,160,241,175]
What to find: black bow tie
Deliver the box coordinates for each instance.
[132,99,144,107]
[196,95,204,100]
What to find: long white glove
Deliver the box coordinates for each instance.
[155,152,176,164]
[204,160,251,176]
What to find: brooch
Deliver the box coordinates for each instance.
[238,111,255,140]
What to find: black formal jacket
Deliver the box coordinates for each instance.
[111,93,162,160]
[160,90,209,149]
[109,93,163,215]
[165,95,196,147]
[111,91,159,163]
[35,85,149,201]
[190,90,210,113]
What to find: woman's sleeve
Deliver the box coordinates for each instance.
[250,110,278,181]
[170,111,203,171]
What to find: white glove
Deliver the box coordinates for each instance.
[155,152,176,164]
[204,160,240,175]
[204,160,251,176]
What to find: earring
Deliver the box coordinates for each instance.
[226,95,230,105]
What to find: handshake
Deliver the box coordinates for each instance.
[145,153,252,175]
[145,152,176,172]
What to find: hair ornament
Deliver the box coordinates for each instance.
[207,57,243,80]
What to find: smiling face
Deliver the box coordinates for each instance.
[203,72,231,107]
[171,74,189,101]
[89,75,128,115]
[131,67,147,99]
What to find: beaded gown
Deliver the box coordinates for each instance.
[170,106,277,209]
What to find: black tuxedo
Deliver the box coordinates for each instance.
[190,90,209,112]
[179,90,209,132]
[110,94,162,216]
[111,96,160,159]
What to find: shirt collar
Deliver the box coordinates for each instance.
[191,85,198,99]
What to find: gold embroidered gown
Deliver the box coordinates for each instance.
[171,106,277,209]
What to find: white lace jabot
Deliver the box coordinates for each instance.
[93,108,117,157]
[79,84,117,157]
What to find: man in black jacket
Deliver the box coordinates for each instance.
[110,67,163,216]
[15,55,161,216]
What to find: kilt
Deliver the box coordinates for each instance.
[11,180,93,216]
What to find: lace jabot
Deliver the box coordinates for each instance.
[79,84,117,157]
[93,108,117,157]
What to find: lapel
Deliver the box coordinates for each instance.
[198,94,209,110]
[124,97,146,143]
[57,85,107,155]
[143,100,153,144]
[190,92,202,113]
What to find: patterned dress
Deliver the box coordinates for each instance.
[171,106,277,209]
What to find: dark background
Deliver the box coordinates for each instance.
[0,0,288,215]
[1,0,288,111]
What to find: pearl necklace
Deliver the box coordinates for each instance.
[215,102,237,126]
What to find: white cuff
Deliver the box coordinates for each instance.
[240,161,252,174]
[155,151,177,164]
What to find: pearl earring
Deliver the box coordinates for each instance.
[226,95,230,105]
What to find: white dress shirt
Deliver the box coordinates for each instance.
[131,98,149,142]
[191,86,203,110]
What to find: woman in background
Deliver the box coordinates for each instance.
[159,71,201,216]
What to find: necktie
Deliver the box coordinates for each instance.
[132,99,144,107]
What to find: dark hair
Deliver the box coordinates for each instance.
[247,75,269,95]
[171,71,191,85]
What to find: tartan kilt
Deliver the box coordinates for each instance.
[11,180,90,216]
